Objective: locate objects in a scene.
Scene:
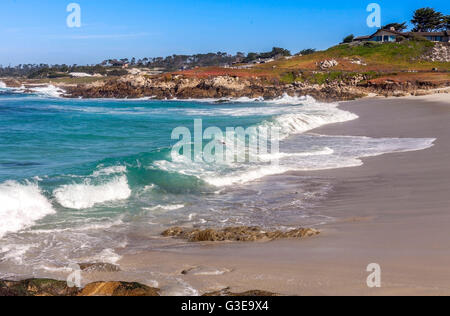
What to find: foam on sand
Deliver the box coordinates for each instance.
[144,204,185,212]
[53,176,131,209]
[0,181,56,238]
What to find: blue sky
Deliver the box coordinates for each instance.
[1,0,448,65]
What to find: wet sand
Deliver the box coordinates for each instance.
[115,93,450,296]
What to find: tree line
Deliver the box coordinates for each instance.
[1,48,314,79]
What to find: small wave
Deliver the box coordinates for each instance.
[0,244,37,264]
[265,94,317,105]
[0,181,56,238]
[85,248,122,265]
[144,204,185,212]
[27,217,125,235]
[3,84,65,98]
[204,165,289,187]
[92,165,127,177]
[259,147,334,161]
[266,106,358,140]
[53,176,131,209]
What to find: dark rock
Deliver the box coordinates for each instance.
[203,287,278,296]
[162,226,320,242]
[78,281,160,297]
[0,279,159,297]
[0,279,79,296]
[79,262,121,272]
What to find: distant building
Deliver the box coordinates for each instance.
[353,28,450,43]
[69,72,93,78]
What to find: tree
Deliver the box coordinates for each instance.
[381,22,407,32]
[411,8,444,32]
[342,34,354,43]
[297,48,316,56]
[441,15,450,30]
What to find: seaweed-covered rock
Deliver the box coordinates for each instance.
[0,279,159,297]
[78,281,160,296]
[162,226,320,242]
[203,287,278,296]
[79,262,121,272]
[0,279,79,296]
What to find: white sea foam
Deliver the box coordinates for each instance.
[88,248,122,265]
[265,94,317,105]
[145,204,185,212]
[0,181,56,238]
[259,147,334,161]
[28,85,65,98]
[204,137,435,187]
[204,165,289,186]
[266,104,359,140]
[0,81,6,89]
[53,176,131,209]
[92,165,127,177]
[0,244,37,264]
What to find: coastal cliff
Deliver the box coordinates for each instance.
[3,41,449,102]
[62,72,449,102]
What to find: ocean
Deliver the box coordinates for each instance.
[0,83,435,280]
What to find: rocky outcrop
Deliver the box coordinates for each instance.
[6,67,448,102]
[65,75,281,100]
[78,281,159,296]
[161,226,320,242]
[79,262,121,272]
[203,288,278,296]
[0,279,80,296]
[64,74,367,102]
[0,279,160,296]
[0,278,280,297]
[0,78,23,88]
[423,43,450,63]
[317,59,338,70]
[361,78,444,97]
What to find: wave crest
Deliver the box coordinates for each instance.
[0,181,55,238]
[53,176,131,209]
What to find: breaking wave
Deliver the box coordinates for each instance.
[0,181,55,238]
[53,176,131,209]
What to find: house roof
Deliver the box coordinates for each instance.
[405,31,449,37]
[353,35,372,41]
[354,30,449,41]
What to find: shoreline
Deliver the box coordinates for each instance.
[114,92,450,296]
[1,92,450,296]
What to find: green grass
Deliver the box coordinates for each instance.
[291,70,380,85]
[257,39,448,75]
[326,40,435,63]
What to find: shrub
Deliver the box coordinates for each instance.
[107,69,128,76]
[363,42,378,48]
[297,48,316,56]
[343,34,355,43]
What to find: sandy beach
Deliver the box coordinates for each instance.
[98,93,450,296]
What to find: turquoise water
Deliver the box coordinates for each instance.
[0,85,435,278]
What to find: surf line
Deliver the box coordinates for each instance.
[171,118,281,165]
